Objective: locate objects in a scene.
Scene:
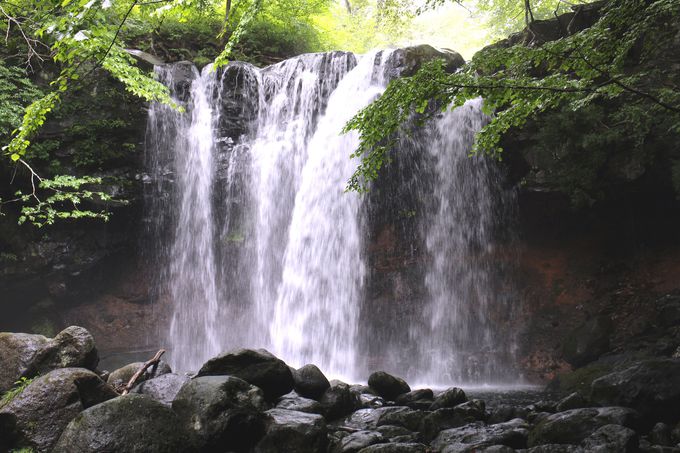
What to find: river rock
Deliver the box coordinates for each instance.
[357,443,428,453]
[376,407,424,432]
[489,404,529,425]
[276,391,324,414]
[368,371,411,401]
[580,424,638,452]
[430,387,468,410]
[394,389,434,409]
[332,430,386,453]
[53,394,191,453]
[292,364,330,399]
[375,424,415,440]
[255,408,327,453]
[419,404,485,442]
[320,382,360,420]
[527,407,639,446]
[521,446,584,452]
[431,418,530,452]
[649,422,673,446]
[0,368,117,453]
[172,375,268,452]
[0,326,98,393]
[590,359,680,422]
[197,348,294,400]
[131,372,189,406]
[556,392,588,412]
[107,360,172,387]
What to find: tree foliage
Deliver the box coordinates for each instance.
[345,0,680,192]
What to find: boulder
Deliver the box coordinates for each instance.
[337,407,413,431]
[107,360,172,387]
[357,443,428,453]
[332,430,386,453]
[419,404,486,442]
[172,375,268,452]
[430,387,467,410]
[556,392,588,412]
[522,446,583,452]
[0,326,98,393]
[431,418,530,452]
[562,316,612,367]
[489,404,529,425]
[131,372,189,406]
[528,407,640,447]
[293,364,330,399]
[320,382,360,420]
[375,425,414,440]
[255,408,327,453]
[590,359,680,422]
[385,45,465,79]
[395,389,434,410]
[367,371,411,401]
[649,422,673,447]
[0,368,117,452]
[52,394,191,453]
[197,348,294,401]
[277,391,324,414]
[580,424,638,452]
[376,407,424,432]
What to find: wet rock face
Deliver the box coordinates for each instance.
[53,394,191,453]
[256,408,328,453]
[172,375,268,452]
[368,371,411,401]
[384,44,465,79]
[293,363,331,399]
[527,407,640,447]
[590,359,680,423]
[131,372,189,406]
[106,360,172,388]
[197,348,295,401]
[0,368,117,453]
[0,326,98,393]
[431,418,530,452]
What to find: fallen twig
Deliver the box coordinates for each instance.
[120,349,166,395]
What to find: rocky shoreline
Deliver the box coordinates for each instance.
[1,326,679,452]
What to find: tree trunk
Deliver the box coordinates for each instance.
[225,0,232,23]
[343,0,352,14]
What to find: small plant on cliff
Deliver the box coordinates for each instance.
[0,376,35,407]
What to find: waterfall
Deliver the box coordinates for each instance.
[414,99,518,385]
[144,50,518,384]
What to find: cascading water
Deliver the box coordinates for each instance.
[144,49,519,384]
[413,99,518,385]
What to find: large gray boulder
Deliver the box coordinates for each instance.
[107,360,172,388]
[276,391,324,414]
[528,407,639,447]
[131,372,189,406]
[385,44,465,79]
[172,375,268,452]
[52,394,192,453]
[432,418,529,452]
[319,382,360,420]
[430,387,468,410]
[0,368,117,453]
[0,326,98,393]
[293,364,330,399]
[590,359,680,422]
[197,348,294,401]
[332,430,386,453]
[368,371,410,401]
[419,403,486,442]
[580,424,638,452]
[255,408,328,453]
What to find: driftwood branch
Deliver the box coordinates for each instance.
[120,349,165,395]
